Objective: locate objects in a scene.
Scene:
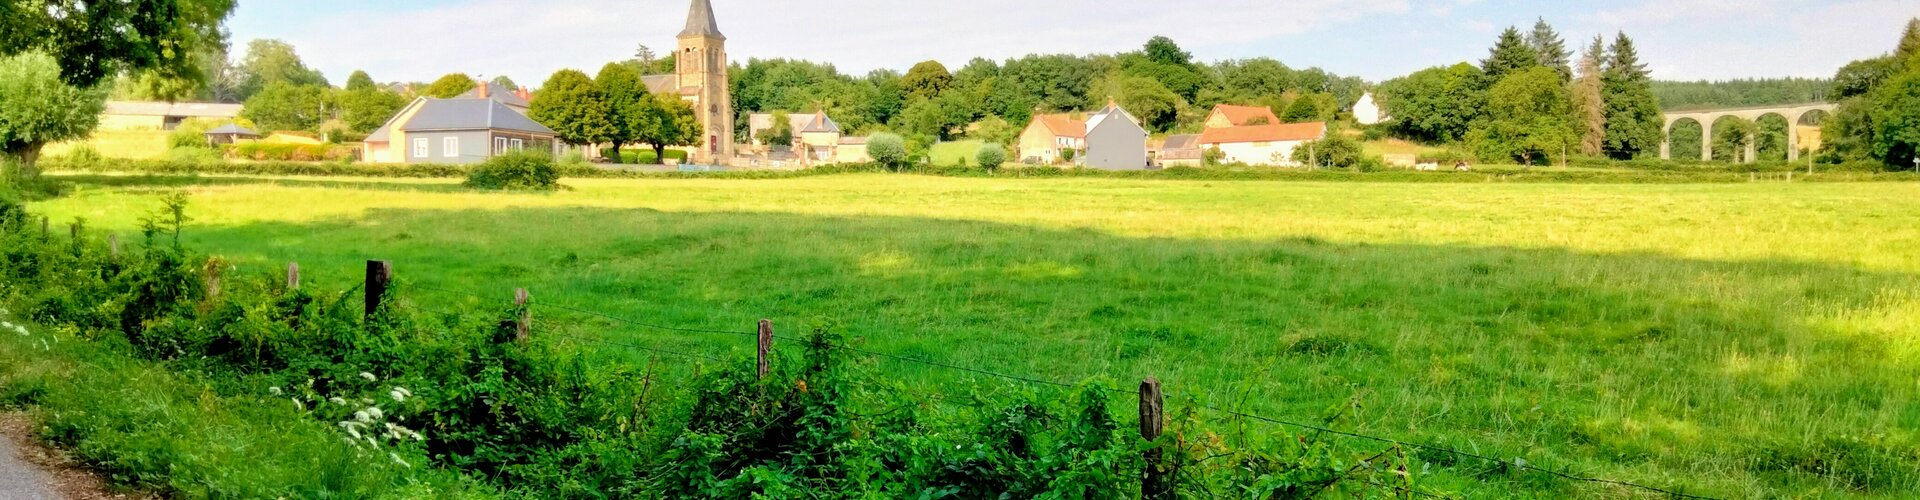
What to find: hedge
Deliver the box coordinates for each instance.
[223,143,358,162]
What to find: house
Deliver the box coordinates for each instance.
[1204,104,1280,129]
[1017,113,1086,164]
[463,82,533,114]
[362,97,559,164]
[99,101,244,131]
[1197,122,1327,167]
[1083,102,1149,171]
[748,111,845,164]
[1353,92,1387,125]
[1157,134,1203,168]
[835,136,871,163]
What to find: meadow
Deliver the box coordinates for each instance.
[28,172,1920,497]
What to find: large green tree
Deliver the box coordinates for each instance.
[0,52,107,173]
[1527,18,1572,82]
[632,93,700,164]
[1376,63,1487,142]
[236,39,328,101]
[1483,27,1542,81]
[339,86,407,134]
[0,0,236,89]
[1093,76,1180,132]
[595,63,646,163]
[346,70,378,92]
[1870,71,1920,168]
[423,73,480,99]
[1470,67,1577,166]
[530,70,614,148]
[1601,32,1662,159]
[902,61,953,101]
[240,82,331,132]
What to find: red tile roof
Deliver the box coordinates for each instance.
[1198,122,1327,144]
[1210,104,1281,126]
[1032,113,1086,138]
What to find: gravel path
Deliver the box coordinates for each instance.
[0,423,57,500]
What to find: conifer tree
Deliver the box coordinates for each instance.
[1600,32,1662,159]
[1898,18,1920,60]
[1528,18,1572,82]
[1573,50,1606,156]
[1483,27,1542,81]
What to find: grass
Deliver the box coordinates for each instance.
[43,130,172,159]
[25,172,1920,498]
[929,140,985,166]
[1360,137,1447,158]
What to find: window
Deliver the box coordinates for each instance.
[494,137,508,154]
[412,138,428,158]
[443,137,459,158]
[510,138,524,150]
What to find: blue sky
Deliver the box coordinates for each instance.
[229,0,1920,87]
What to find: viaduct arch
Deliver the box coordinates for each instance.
[1660,103,1835,162]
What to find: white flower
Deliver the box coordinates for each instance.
[366,407,384,420]
[345,426,362,439]
[389,452,410,468]
[269,387,283,395]
[292,398,304,411]
[392,386,412,397]
[364,435,380,448]
[354,410,371,423]
[359,372,378,382]
[329,397,348,406]
[12,325,25,335]
[342,437,361,449]
[389,390,406,402]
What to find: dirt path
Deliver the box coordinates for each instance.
[0,413,144,500]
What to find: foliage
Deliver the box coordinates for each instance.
[1831,57,1901,101]
[1290,129,1366,169]
[1526,18,1571,81]
[902,60,954,101]
[490,75,517,91]
[241,82,332,132]
[867,133,908,171]
[225,142,355,162]
[0,0,235,88]
[1282,94,1325,123]
[595,63,647,163]
[970,116,1019,146]
[422,73,479,99]
[1822,18,1920,168]
[1710,117,1758,161]
[1573,50,1606,156]
[1472,67,1577,166]
[235,40,328,101]
[1868,71,1920,168]
[1376,63,1486,142]
[1482,27,1541,81]
[634,93,701,164]
[1093,76,1180,132]
[1601,33,1662,159]
[464,151,560,190]
[530,70,614,147]
[1654,77,1833,109]
[0,52,108,174]
[338,86,409,135]
[762,111,794,146]
[976,142,1008,172]
[346,70,377,92]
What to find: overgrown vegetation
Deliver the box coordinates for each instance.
[463,151,560,190]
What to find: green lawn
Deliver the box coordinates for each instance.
[31,173,1920,498]
[929,140,984,166]
[44,130,172,159]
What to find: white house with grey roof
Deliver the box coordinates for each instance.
[362,97,558,164]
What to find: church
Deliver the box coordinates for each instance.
[642,0,735,164]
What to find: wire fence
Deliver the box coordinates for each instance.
[396,275,1714,499]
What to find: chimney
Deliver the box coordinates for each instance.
[518,86,531,101]
[477,82,489,99]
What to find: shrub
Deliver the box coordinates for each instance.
[166,146,222,165]
[1291,132,1366,169]
[1061,148,1077,163]
[867,133,907,171]
[976,143,1007,172]
[61,144,105,168]
[465,151,559,190]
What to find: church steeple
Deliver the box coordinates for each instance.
[679,0,724,40]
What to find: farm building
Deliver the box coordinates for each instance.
[1017,113,1086,164]
[1204,104,1281,129]
[362,97,559,164]
[1353,92,1388,125]
[99,101,243,131]
[1156,134,1203,168]
[1197,122,1326,167]
[1082,102,1149,171]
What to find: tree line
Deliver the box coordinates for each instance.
[1651,78,1832,110]
[1822,19,1920,168]
[1374,19,1662,165]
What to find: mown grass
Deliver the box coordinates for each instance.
[27,173,1920,497]
[44,130,172,159]
[929,140,986,166]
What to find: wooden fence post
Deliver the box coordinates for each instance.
[514,288,531,343]
[1140,377,1169,499]
[204,258,223,301]
[364,260,392,320]
[39,216,48,239]
[757,319,773,380]
[107,234,120,259]
[68,222,79,241]
[286,262,300,290]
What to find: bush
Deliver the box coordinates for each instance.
[60,144,105,168]
[464,151,559,190]
[227,142,353,162]
[1292,132,1367,169]
[165,146,222,165]
[976,143,1007,172]
[867,133,907,171]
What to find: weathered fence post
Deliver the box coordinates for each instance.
[68,221,79,241]
[107,234,120,259]
[1140,377,1169,499]
[204,258,223,301]
[757,319,774,380]
[286,262,300,290]
[514,288,531,343]
[364,260,392,320]
[39,216,48,239]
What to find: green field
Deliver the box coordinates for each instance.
[929,140,985,166]
[30,173,1920,497]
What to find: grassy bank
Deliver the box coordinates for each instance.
[19,173,1919,497]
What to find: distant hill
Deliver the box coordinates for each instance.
[1652,78,1832,111]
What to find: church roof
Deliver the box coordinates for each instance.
[679,0,725,40]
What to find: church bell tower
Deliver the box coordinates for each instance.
[677,0,733,164]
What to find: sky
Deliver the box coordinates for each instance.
[228,0,1920,87]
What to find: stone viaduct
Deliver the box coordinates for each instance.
[1660,103,1835,162]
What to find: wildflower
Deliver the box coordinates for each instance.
[329,397,348,406]
[366,407,384,420]
[292,398,305,411]
[389,452,410,468]
[392,386,412,397]
[342,437,361,449]
[269,387,284,395]
[389,389,406,402]
[345,426,362,440]
[365,435,380,448]
[359,372,378,382]
[354,410,371,423]
[12,325,25,335]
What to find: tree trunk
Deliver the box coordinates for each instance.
[608,144,623,164]
[2,141,45,178]
[653,144,668,165]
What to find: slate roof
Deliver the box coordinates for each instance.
[103,101,243,118]
[463,82,529,109]
[1198,122,1327,144]
[1210,104,1281,127]
[679,0,725,39]
[1162,134,1201,151]
[203,124,260,137]
[799,111,840,133]
[641,75,680,95]
[365,98,555,143]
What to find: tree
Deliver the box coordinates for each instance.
[338,86,407,134]
[898,93,972,140]
[632,93,700,164]
[240,82,330,132]
[1601,32,1662,159]
[1376,63,1487,142]
[1711,117,1758,162]
[0,52,107,173]
[423,73,479,99]
[1290,130,1364,169]
[346,70,377,92]
[595,63,646,163]
[1869,71,1920,168]
[1832,57,1901,100]
[530,70,615,150]
[762,111,794,146]
[976,143,1007,172]
[1899,18,1920,62]
[1573,47,1607,156]
[1093,76,1180,132]
[1471,67,1576,166]
[491,75,518,91]
[867,133,908,171]
[236,39,328,101]
[1282,95,1322,123]
[902,61,953,101]
[971,115,1019,145]
[1527,19,1572,82]
[1144,36,1193,67]
[1483,27,1542,81]
[1,0,237,89]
